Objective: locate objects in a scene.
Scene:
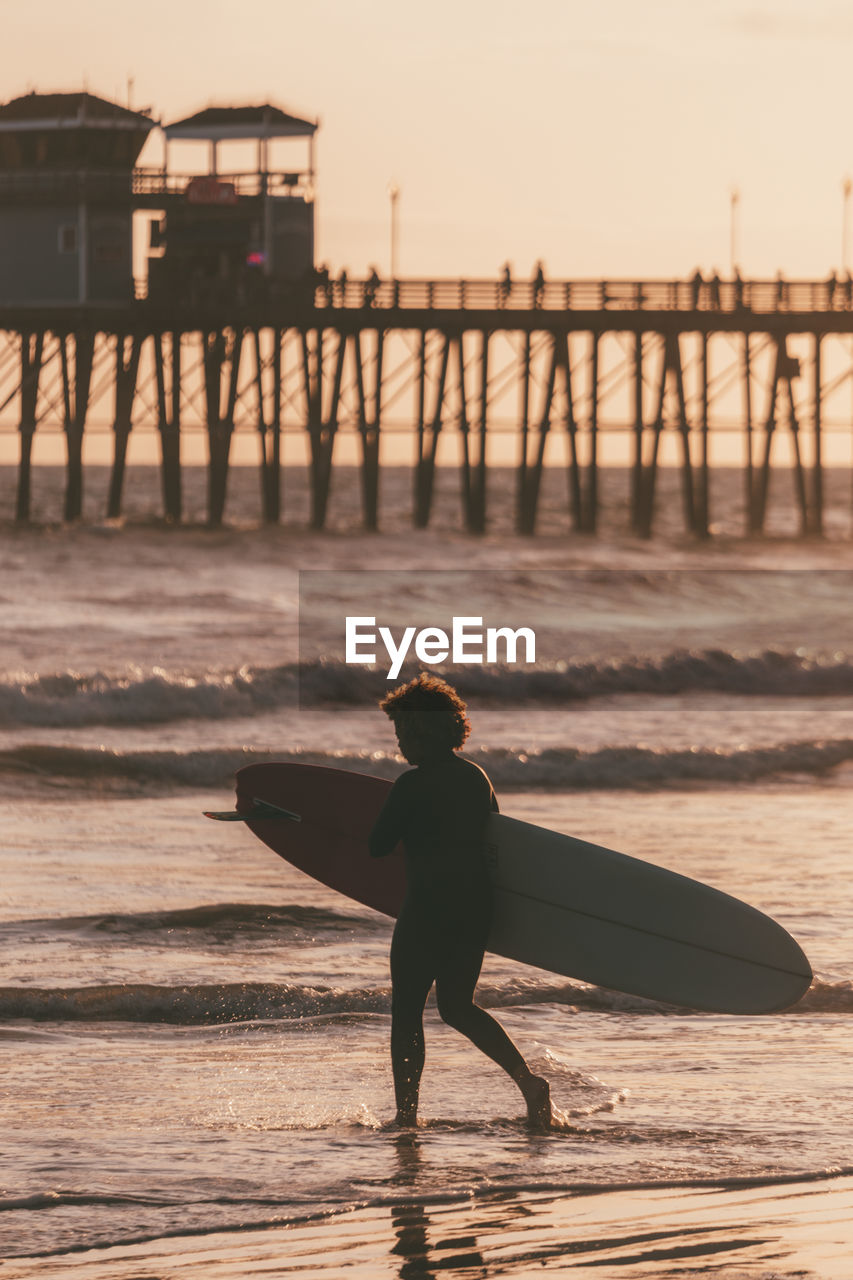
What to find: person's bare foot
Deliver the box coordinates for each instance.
[388,1110,419,1130]
[521,1074,552,1131]
[547,1103,577,1133]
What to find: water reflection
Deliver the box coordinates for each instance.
[388,1130,486,1279]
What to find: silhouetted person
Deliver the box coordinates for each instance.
[337,267,349,307]
[500,261,512,307]
[775,270,788,311]
[369,674,553,1130]
[690,268,704,309]
[365,266,381,307]
[532,260,546,308]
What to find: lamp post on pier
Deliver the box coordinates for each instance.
[388,180,400,279]
[730,186,740,275]
[842,176,851,273]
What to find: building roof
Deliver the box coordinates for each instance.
[164,103,317,141]
[0,91,155,132]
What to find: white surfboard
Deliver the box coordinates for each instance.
[221,763,813,1015]
[486,814,812,1013]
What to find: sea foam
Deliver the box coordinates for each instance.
[3,649,853,727]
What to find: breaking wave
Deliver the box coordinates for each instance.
[4,737,853,791]
[0,976,847,1024]
[5,902,382,941]
[3,648,853,727]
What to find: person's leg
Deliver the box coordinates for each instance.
[389,915,435,1126]
[434,941,552,1129]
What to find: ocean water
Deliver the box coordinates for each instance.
[1,464,852,1271]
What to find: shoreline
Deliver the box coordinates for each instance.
[5,1172,852,1278]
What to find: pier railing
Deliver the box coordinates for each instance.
[306,275,853,315]
[0,167,314,205]
[132,167,313,200]
[128,273,853,315]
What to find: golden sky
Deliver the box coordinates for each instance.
[4,0,853,279]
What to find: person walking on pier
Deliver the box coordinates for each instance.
[365,266,381,307]
[532,260,546,308]
[690,268,704,309]
[500,262,512,307]
[369,674,555,1131]
[775,271,789,311]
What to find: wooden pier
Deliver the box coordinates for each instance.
[3,272,853,536]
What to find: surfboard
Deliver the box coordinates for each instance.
[208,761,812,1014]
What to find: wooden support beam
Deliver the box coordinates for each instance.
[583,333,600,532]
[60,330,95,523]
[107,333,143,519]
[154,331,183,523]
[15,330,44,524]
[271,330,283,522]
[415,332,450,527]
[301,326,347,529]
[696,332,710,538]
[811,333,823,536]
[671,333,697,535]
[477,330,490,532]
[636,332,695,538]
[252,329,269,520]
[458,331,488,533]
[519,334,558,534]
[355,328,382,530]
[753,335,809,534]
[255,328,282,524]
[744,333,756,533]
[785,359,809,535]
[630,331,643,532]
[636,334,667,537]
[516,332,532,533]
[204,328,243,527]
[561,334,583,531]
[302,327,328,528]
[753,341,779,532]
[413,330,427,522]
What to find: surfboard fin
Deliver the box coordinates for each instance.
[204,798,302,823]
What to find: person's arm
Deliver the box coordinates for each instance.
[368,773,410,858]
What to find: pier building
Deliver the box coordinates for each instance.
[142,103,317,304]
[0,91,154,306]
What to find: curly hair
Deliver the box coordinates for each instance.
[379,673,471,751]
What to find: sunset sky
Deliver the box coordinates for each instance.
[4,0,853,280]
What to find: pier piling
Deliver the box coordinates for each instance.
[3,275,853,535]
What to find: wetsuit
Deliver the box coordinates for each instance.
[369,751,528,1114]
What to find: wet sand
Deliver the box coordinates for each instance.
[6,1175,852,1278]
